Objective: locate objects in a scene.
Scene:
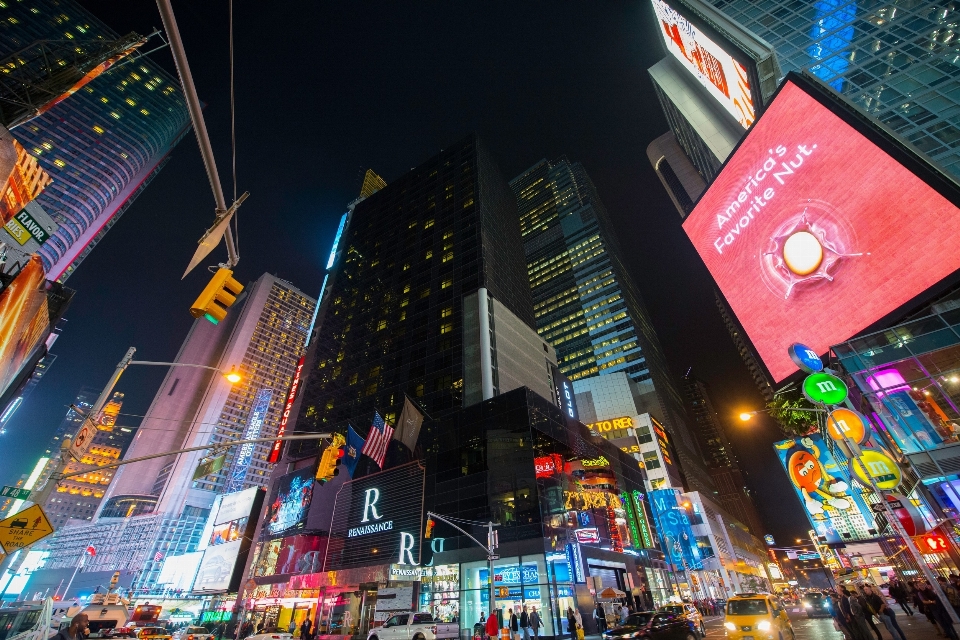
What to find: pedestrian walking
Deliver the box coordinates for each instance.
[520,605,530,640]
[854,588,883,640]
[299,617,312,640]
[839,587,872,640]
[486,610,500,640]
[864,584,906,640]
[529,607,542,640]
[923,581,960,640]
[889,579,914,616]
[509,608,520,640]
[942,576,960,617]
[830,592,853,640]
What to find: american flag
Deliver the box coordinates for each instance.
[361,412,394,468]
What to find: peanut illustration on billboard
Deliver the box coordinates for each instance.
[682,79,960,382]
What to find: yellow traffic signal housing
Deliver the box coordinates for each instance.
[190,268,244,324]
[424,518,435,539]
[316,444,344,483]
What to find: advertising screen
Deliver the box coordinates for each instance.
[682,78,960,382]
[651,0,755,128]
[0,256,50,399]
[193,540,242,592]
[214,486,258,526]
[326,462,425,571]
[774,434,877,543]
[264,467,315,537]
[649,489,703,571]
[0,128,53,227]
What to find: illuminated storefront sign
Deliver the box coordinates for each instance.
[534,453,564,479]
[632,492,655,549]
[581,455,610,468]
[574,528,601,544]
[650,489,703,571]
[268,356,305,463]
[682,77,960,383]
[564,490,621,510]
[653,419,673,467]
[327,462,425,571]
[586,416,634,434]
[565,544,585,583]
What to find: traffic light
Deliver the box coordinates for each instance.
[425,518,435,539]
[190,268,244,325]
[316,443,344,483]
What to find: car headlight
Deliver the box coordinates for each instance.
[803,603,811,608]
[757,621,771,631]
[724,622,736,631]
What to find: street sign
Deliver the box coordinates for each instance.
[826,408,870,445]
[69,421,97,461]
[0,504,54,551]
[193,454,225,480]
[872,500,903,513]
[488,555,500,560]
[0,486,30,500]
[788,343,824,373]
[802,372,848,405]
[849,448,902,490]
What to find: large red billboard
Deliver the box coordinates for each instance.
[683,79,960,382]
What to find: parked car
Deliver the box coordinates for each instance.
[137,627,172,640]
[367,612,458,640]
[602,612,697,640]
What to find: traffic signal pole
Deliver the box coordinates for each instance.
[155,0,238,267]
[425,512,498,623]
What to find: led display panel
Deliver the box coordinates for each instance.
[683,77,960,382]
[651,0,755,128]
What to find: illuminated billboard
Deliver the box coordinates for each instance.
[0,128,53,227]
[774,434,878,543]
[0,256,50,400]
[264,467,315,538]
[193,487,263,593]
[651,0,755,128]
[682,76,960,382]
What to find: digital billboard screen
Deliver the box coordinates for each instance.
[651,0,755,128]
[682,76,960,382]
[264,466,314,538]
[0,256,50,399]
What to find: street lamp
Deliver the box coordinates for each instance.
[739,407,825,421]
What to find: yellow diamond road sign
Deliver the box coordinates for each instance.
[0,504,54,552]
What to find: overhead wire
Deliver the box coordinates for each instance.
[229,0,240,254]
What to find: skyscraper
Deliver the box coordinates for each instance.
[509,158,714,493]
[682,369,765,535]
[705,0,960,179]
[43,392,136,528]
[0,0,190,281]
[290,134,538,452]
[99,273,314,520]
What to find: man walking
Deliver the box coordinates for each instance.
[300,617,312,640]
[864,584,906,640]
[509,608,520,640]
[594,603,606,634]
[529,607,542,640]
[486,609,500,640]
[889,579,913,616]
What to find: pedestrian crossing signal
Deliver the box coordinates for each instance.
[190,268,244,324]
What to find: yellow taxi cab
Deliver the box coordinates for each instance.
[137,627,172,640]
[723,593,795,640]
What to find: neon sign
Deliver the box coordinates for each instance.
[586,416,634,433]
[580,456,610,468]
[268,356,305,463]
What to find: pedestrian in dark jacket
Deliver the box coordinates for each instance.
[864,584,906,640]
[855,589,882,640]
[889,580,914,616]
[922,582,960,640]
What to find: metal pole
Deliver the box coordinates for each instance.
[155,0,238,267]
[488,522,496,628]
[27,347,135,514]
[61,548,88,600]
[827,408,960,624]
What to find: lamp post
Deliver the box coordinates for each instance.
[25,347,242,516]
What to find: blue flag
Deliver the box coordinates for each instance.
[343,424,365,478]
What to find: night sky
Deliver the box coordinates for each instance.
[4,2,809,543]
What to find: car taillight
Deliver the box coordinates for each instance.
[431,627,437,635]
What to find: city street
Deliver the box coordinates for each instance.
[701,610,948,640]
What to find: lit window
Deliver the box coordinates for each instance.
[41,142,52,150]
[125,98,136,106]
[92,125,104,134]
[425,250,433,259]
[377,320,387,331]
[100,97,109,103]
[424,219,435,229]
[440,323,453,334]
[441,307,453,318]
[53,159,66,168]
[110,112,120,119]
[441,278,452,289]
[442,252,453,263]
[140,109,150,116]
[443,230,453,239]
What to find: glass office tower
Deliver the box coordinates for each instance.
[707,0,960,179]
[290,134,534,455]
[510,158,715,494]
[0,0,190,281]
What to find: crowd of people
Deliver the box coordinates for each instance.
[831,576,960,640]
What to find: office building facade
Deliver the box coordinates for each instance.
[510,158,713,494]
[706,0,960,180]
[43,392,136,528]
[682,370,765,535]
[100,273,314,521]
[1,0,190,281]
[289,134,537,455]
